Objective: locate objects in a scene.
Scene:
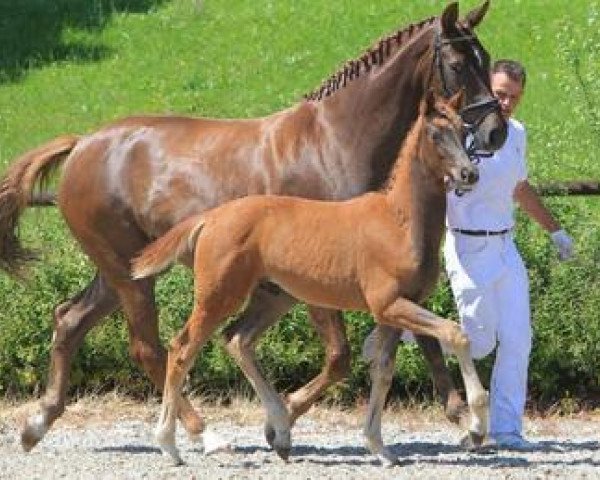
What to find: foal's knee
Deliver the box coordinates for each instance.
[222,330,255,360]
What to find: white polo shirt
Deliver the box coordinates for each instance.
[446,118,528,231]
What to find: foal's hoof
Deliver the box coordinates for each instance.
[20,429,41,452]
[20,415,48,452]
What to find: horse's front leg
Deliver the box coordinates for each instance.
[414,333,468,425]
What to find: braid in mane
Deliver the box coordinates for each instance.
[304,16,437,102]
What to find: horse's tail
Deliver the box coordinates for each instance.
[132,215,206,279]
[0,135,80,276]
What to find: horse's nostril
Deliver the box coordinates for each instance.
[461,168,479,185]
[469,169,479,184]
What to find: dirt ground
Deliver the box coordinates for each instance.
[1,394,599,479]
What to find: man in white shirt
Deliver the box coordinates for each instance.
[443,59,574,450]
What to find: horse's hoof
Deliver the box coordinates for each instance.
[264,424,276,447]
[274,445,291,461]
[459,432,496,454]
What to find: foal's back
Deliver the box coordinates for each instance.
[181,191,414,312]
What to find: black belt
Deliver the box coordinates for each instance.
[451,228,511,236]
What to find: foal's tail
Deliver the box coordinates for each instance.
[0,135,80,276]
[132,215,206,279]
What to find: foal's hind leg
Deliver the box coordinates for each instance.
[222,283,296,459]
[21,274,119,451]
[223,285,351,456]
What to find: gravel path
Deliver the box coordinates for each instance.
[1,396,599,479]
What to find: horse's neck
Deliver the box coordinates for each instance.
[385,131,446,257]
[313,27,433,190]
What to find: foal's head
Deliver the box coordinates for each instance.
[419,90,478,192]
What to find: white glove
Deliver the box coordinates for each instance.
[550,229,574,261]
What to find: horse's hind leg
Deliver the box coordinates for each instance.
[414,333,467,424]
[285,306,351,424]
[21,274,119,451]
[112,275,205,441]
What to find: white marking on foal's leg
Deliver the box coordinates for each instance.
[155,400,183,465]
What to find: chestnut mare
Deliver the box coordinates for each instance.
[0,2,504,457]
[132,90,488,466]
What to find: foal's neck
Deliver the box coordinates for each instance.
[385,120,446,256]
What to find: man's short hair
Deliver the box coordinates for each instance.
[491,59,526,88]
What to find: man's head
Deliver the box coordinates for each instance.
[490,59,526,120]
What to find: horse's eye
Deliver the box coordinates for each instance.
[449,62,464,74]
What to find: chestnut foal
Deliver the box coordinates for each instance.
[132,91,487,466]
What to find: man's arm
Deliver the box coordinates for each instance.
[514,180,574,260]
[513,180,560,232]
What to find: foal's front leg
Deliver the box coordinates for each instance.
[362,325,402,466]
[366,297,488,462]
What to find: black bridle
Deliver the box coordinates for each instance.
[432,32,500,158]
[432,31,501,196]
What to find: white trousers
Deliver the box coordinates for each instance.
[443,231,531,436]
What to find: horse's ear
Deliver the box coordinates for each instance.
[440,2,459,34]
[448,88,465,111]
[463,1,490,29]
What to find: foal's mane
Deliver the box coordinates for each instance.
[304,15,437,102]
[379,110,426,193]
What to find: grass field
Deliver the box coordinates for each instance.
[0,1,599,405]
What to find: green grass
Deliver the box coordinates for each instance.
[0,0,599,405]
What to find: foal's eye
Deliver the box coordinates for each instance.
[430,130,443,142]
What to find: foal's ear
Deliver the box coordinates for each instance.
[440,2,459,35]
[422,89,437,116]
[448,88,465,111]
[463,1,490,29]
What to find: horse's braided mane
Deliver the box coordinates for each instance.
[304,15,437,102]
